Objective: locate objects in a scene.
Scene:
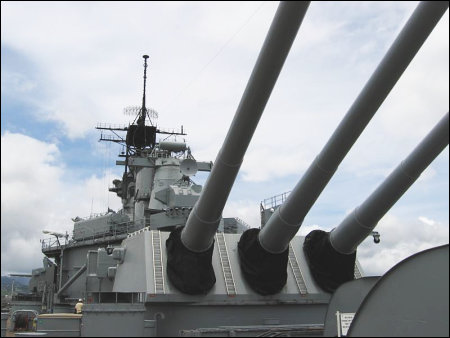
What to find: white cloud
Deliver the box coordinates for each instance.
[1,2,448,278]
[418,216,436,226]
[1,132,122,274]
[1,71,37,94]
[1,132,64,273]
[357,214,449,275]
[297,224,321,237]
[3,1,446,160]
[376,11,449,143]
[223,200,261,229]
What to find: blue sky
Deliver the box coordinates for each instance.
[1,1,448,276]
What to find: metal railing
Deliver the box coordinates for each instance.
[262,191,291,210]
[233,217,251,230]
[72,210,113,222]
[96,123,128,130]
[41,237,68,251]
[41,220,142,251]
[84,292,145,304]
[75,220,140,241]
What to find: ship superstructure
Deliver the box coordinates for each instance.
[23,54,251,311]
[2,2,448,337]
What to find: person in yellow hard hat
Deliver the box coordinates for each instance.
[75,299,84,314]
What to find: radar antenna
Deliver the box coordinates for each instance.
[95,54,187,174]
[137,55,149,127]
[124,56,159,126]
[124,106,158,121]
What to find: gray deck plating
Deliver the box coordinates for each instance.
[112,229,332,304]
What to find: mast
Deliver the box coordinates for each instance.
[137,55,149,127]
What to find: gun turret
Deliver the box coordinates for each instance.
[238,1,449,295]
[165,1,311,294]
[304,112,449,292]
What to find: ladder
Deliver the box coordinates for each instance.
[216,233,237,296]
[288,243,308,295]
[152,231,165,294]
[354,264,362,279]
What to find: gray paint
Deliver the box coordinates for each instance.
[349,245,449,337]
[134,167,155,221]
[148,158,183,210]
[180,324,324,337]
[10,302,43,315]
[95,249,116,278]
[159,141,186,153]
[113,229,334,301]
[181,1,311,253]
[217,218,249,234]
[330,112,449,254]
[149,212,188,230]
[146,303,326,337]
[49,242,121,301]
[57,265,87,297]
[8,2,448,337]
[258,1,449,254]
[11,334,48,337]
[323,277,379,337]
[81,304,147,337]
[60,245,105,300]
[1,313,7,338]
[196,161,213,172]
[73,213,129,242]
[36,315,81,337]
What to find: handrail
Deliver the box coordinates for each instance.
[41,220,141,251]
[261,191,291,210]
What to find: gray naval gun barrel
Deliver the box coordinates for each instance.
[304,112,449,292]
[258,0,449,255]
[330,112,449,254]
[165,1,311,295]
[239,1,449,295]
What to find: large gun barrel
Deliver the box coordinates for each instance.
[180,1,310,253]
[166,1,311,295]
[258,1,449,254]
[304,112,449,292]
[330,112,449,254]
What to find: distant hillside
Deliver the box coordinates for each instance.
[1,276,30,296]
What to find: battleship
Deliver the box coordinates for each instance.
[2,1,449,337]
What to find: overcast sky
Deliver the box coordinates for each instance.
[1,1,448,277]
